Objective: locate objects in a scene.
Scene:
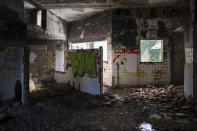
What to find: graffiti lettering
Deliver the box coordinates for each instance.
[5,48,18,62]
[97,56,100,65]
[0,48,18,81]
[1,65,17,71]
[4,55,17,62]
[69,51,97,78]
[152,70,162,81]
[0,73,17,81]
[124,69,147,77]
[66,56,70,63]
[113,49,140,63]
[7,48,17,54]
[186,63,191,68]
[122,57,127,63]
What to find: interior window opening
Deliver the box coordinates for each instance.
[37,10,42,26]
[140,40,163,62]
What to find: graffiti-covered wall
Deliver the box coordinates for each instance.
[0,0,26,102]
[54,49,102,95]
[67,7,188,88]
[69,51,98,78]
[68,10,112,87]
[112,44,170,87]
[111,7,189,87]
[112,16,173,87]
[0,47,24,101]
[70,49,102,95]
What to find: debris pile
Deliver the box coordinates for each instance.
[102,85,197,121]
[0,84,197,131]
[0,101,20,124]
[122,85,184,102]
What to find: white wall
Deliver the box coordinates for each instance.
[184,6,194,99]
[55,44,65,72]
[47,11,67,40]
[103,39,113,86]
[77,74,101,95]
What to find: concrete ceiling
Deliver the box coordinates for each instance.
[49,8,109,22]
[25,0,189,22]
[24,1,36,9]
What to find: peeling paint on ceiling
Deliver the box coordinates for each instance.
[27,0,189,22]
[50,8,109,22]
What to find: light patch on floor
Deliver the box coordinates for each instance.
[139,122,155,131]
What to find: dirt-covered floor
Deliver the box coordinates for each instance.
[0,82,197,131]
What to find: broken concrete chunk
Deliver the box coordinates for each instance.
[181,106,191,110]
[175,113,185,117]
[149,113,162,120]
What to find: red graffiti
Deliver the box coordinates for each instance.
[97,56,100,65]
[113,54,121,63]
[4,55,17,62]
[113,49,140,63]
[66,56,70,63]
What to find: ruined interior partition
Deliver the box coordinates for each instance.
[67,49,103,95]
[0,47,25,102]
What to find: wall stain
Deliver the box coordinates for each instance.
[0,73,17,81]
[112,18,138,49]
[124,69,147,77]
[152,70,163,81]
[157,21,169,38]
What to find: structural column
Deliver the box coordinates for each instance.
[184,0,197,103]
[193,0,197,103]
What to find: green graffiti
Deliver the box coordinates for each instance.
[69,51,97,78]
[2,65,17,71]
[7,48,17,55]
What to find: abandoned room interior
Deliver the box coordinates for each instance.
[0,0,197,130]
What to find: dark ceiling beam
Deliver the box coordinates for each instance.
[28,0,189,9]
[41,4,126,9]
[25,0,45,9]
[43,4,125,9]
[28,0,127,9]
[28,2,189,10]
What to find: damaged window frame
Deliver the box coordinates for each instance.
[140,39,164,63]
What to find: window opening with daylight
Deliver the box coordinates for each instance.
[140,40,163,62]
[69,41,108,61]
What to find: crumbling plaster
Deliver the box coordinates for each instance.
[68,7,189,88]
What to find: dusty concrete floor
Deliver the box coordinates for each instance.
[0,83,197,131]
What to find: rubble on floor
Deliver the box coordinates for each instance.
[0,101,21,124]
[0,84,197,131]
